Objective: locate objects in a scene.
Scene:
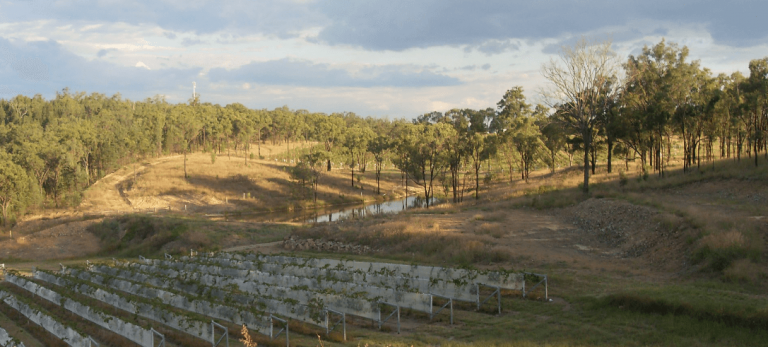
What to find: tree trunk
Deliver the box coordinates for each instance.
[183,149,187,178]
[607,140,613,174]
[756,137,759,167]
[404,170,408,202]
[1,200,9,228]
[583,130,591,193]
[475,165,480,200]
[550,149,556,174]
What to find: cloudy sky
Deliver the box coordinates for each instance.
[0,0,766,119]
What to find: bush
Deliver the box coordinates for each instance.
[692,230,762,272]
[483,173,494,185]
[619,171,628,186]
[90,215,188,257]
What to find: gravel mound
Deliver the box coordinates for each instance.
[568,198,662,257]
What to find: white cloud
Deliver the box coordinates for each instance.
[208,59,461,88]
[0,0,765,119]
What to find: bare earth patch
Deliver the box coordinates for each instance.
[0,219,102,261]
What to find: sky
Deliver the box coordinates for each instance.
[0,0,766,119]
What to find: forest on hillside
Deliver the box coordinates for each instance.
[0,39,766,227]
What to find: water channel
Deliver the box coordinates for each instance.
[228,196,438,224]
[301,196,438,223]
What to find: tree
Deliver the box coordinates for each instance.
[274,106,299,158]
[316,114,346,171]
[343,125,374,187]
[9,122,50,195]
[444,109,471,202]
[466,132,495,198]
[510,116,543,182]
[168,105,202,178]
[368,135,390,194]
[541,37,620,192]
[743,57,768,166]
[251,109,270,158]
[492,87,529,133]
[301,150,331,202]
[396,123,455,206]
[0,152,29,232]
[539,119,566,174]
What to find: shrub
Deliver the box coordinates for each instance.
[692,230,761,272]
[619,170,628,186]
[476,222,505,238]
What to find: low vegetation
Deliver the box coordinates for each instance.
[90,214,294,258]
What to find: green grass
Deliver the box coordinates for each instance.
[333,270,768,347]
[88,214,295,258]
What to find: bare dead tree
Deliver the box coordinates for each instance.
[541,37,621,193]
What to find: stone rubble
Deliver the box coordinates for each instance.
[281,235,375,254]
[567,198,664,258]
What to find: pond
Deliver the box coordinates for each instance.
[227,196,439,224]
[301,196,439,223]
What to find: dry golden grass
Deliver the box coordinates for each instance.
[724,258,767,283]
[700,229,746,250]
[99,150,407,214]
[295,213,515,266]
[475,222,506,239]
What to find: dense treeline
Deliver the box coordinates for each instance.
[0,39,766,228]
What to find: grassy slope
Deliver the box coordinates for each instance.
[5,146,768,346]
[105,144,407,214]
[295,158,768,346]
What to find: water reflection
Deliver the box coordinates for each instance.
[300,196,438,223]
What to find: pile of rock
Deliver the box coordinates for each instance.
[282,235,374,254]
[567,198,667,257]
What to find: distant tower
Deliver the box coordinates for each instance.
[192,82,196,99]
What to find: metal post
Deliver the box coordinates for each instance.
[430,295,433,317]
[430,294,454,324]
[211,320,228,347]
[522,278,526,298]
[476,283,480,309]
[151,328,165,347]
[498,286,502,314]
[378,302,401,334]
[270,315,289,347]
[326,309,347,341]
[88,336,99,346]
[397,305,400,334]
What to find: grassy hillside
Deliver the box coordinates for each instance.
[3,147,768,346]
[285,158,768,346]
